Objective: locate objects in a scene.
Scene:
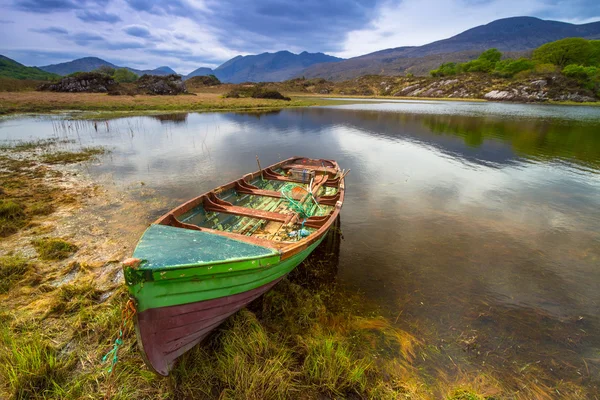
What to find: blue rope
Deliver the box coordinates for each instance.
[102,330,123,374]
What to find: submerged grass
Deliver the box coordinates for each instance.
[41,147,106,164]
[32,238,78,260]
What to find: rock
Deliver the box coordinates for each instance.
[37,72,116,93]
[136,74,187,95]
[530,79,547,88]
[558,93,596,103]
[319,89,330,94]
[441,79,459,86]
[484,90,516,100]
[393,84,421,96]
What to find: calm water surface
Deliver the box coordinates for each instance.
[2,100,600,392]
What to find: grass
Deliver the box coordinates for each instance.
[0,255,30,293]
[0,324,75,400]
[41,147,106,164]
[32,238,78,260]
[0,91,336,116]
[0,138,73,152]
[0,200,27,237]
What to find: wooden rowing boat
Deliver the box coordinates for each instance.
[122,156,346,375]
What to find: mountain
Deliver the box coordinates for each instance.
[300,17,600,80]
[39,57,178,76]
[185,67,214,79]
[211,51,343,83]
[0,55,60,80]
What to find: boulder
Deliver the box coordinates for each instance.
[37,72,116,93]
[136,74,187,95]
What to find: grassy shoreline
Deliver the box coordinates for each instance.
[1,90,598,118]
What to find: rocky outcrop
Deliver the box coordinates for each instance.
[328,74,598,103]
[136,74,187,95]
[37,72,116,93]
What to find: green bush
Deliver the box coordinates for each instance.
[430,62,458,77]
[493,58,536,77]
[113,68,138,83]
[533,38,596,68]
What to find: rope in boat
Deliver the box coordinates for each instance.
[280,182,317,219]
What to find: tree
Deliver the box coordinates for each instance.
[533,38,594,68]
[113,68,138,83]
[96,65,116,76]
[430,62,458,77]
[479,48,502,63]
[493,58,535,77]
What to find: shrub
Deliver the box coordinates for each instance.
[430,62,458,77]
[534,63,558,74]
[113,68,138,83]
[533,38,595,68]
[562,64,599,80]
[187,75,221,86]
[224,86,291,101]
[493,58,536,77]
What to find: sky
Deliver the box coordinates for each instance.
[0,0,599,74]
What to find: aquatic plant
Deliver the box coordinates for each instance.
[32,238,78,260]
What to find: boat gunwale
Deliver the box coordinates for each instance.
[151,156,345,260]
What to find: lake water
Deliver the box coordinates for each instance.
[2,100,599,394]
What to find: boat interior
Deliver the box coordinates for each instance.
[155,157,346,245]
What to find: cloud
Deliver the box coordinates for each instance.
[76,10,121,23]
[125,0,193,16]
[200,0,383,53]
[2,0,600,75]
[123,25,152,38]
[13,0,110,13]
[30,26,69,35]
[102,41,146,50]
[72,32,105,45]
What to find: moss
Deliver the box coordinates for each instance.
[41,147,106,164]
[32,238,78,260]
[0,255,30,293]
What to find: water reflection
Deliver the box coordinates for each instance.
[1,101,600,393]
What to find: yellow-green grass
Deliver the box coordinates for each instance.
[32,238,78,261]
[0,255,31,293]
[0,91,348,116]
[41,147,106,165]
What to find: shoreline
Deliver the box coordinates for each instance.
[1,90,599,118]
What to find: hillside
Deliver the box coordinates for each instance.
[301,17,600,80]
[39,57,178,76]
[186,67,214,80]
[0,55,60,80]
[211,51,343,83]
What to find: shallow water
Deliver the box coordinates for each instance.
[2,100,600,392]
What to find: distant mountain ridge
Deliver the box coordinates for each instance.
[185,51,343,82]
[0,55,59,80]
[36,51,343,83]
[300,16,600,80]
[39,57,177,77]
